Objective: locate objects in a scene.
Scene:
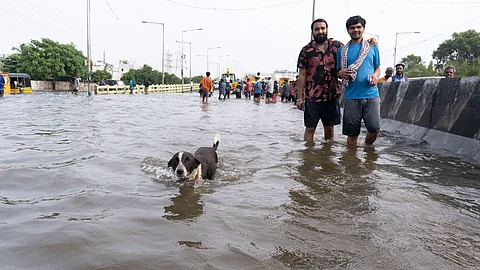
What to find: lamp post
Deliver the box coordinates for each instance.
[209,62,219,79]
[218,54,229,81]
[394,31,420,65]
[142,20,165,84]
[176,40,192,89]
[87,0,92,95]
[181,28,202,91]
[206,46,221,72]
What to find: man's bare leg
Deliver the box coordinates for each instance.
[323,125,334,140]
[304,127,316,144]
[365,132,379,145]
[347,135,359,146]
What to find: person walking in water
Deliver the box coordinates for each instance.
[199,72,213,103]
[337,15,381,146]
[218,79,227,100]
[0,75,5,97]
[73,76,80,95]
[143,77,150,94]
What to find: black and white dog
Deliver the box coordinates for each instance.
[167,134,220,187]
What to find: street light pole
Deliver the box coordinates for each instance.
[142,20,165,84]
[206,46,221,73]
[181,28,202,91]
[176,41,192,87]
[87,0,91,95]
[394,31,420,65]
[218,54,229,81]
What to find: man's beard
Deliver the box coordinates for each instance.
[313,34,328,43]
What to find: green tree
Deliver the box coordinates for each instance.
[187,75,203,83]
[432,29,480,68]
[2,38,86,88]
[91,69,112,83]
[401,54,439,77]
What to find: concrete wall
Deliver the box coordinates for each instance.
[32,81,78,91]
[378,77,480,163]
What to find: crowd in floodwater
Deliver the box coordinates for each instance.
[202,74,299,105]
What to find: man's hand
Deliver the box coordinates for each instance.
[367,38,378,46]
[338,69,353,79]
[296,98,304,110]
[369,74,378,86]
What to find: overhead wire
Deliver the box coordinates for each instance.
[381,15,480,53]
[164,0,308,11]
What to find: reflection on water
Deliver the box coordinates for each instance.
[0,93,478,269]
[163,186,204,222]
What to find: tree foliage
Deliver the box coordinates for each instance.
[120,64,181,85]
[2,38,86,83]
[433,30,480,66]
[91,69,112,83]
[401,54,440,77]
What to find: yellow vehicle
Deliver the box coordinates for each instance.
[221,68,238,90]
[279,77,289,86]
[1,73,33,94]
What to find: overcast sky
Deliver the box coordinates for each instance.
[1,0,479,78]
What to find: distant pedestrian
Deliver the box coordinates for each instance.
[389,63,408,82]
[143,78,150,94]
[245,78,252,100]
[99,77,106,86]
[253,77,262,103]
[218,79,226,100]
[0,75,5,97]
[73,76,80,95]
[129,79,135,94]
[288,80,296,103]
[225,80,231,99]
[190,80,194,92]
[444,66,455,78]
[199,71,213,103]
[337,15,381,146]
[265,77,273,103]
[281,80,290,102]
[378,67,394,83]
[272,80,279,103]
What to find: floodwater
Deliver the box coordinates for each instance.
[0,92,479,270]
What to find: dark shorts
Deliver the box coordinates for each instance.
[201,89,210,98]
[342,96,381,136]
[266,92,273,98]
[304,99,341,128]
[253,93,261,98]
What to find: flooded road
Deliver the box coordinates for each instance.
[0,92,478,269]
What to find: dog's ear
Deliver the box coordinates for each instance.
[167,153,179,168]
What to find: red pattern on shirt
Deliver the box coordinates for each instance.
[297,39,343,102]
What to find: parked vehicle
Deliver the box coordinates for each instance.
[104,79,125,86]
[0,73,32,94]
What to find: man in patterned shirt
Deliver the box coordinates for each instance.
[296,18,343,144]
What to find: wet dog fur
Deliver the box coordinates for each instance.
[167,134,220,187]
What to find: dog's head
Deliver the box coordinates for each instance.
[167,152,201,181]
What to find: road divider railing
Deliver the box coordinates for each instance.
[95,84,201,94]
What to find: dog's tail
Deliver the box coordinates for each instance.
[212,134,221,151]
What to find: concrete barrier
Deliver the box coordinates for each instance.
[378,77,480,163]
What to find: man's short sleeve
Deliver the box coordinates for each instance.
[373,46,380,68]
[336,47,343,69]
[297,47,308,69]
